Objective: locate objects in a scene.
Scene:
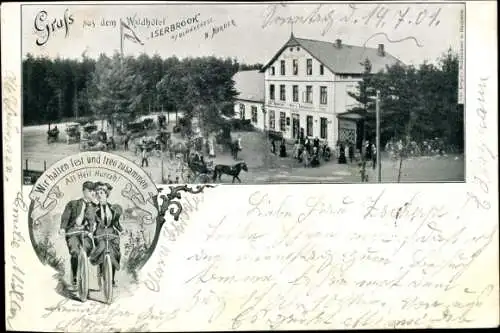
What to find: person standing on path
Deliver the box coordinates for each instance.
[124,132,131,151]
[271,139,276,155]
[141,147,149,168]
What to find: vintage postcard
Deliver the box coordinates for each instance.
[2,1,498,331]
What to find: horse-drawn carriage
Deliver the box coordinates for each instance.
[127,121,146,133]
[80,123,111,151]
[143,117,155,130]
[181,152,214,184]
[65,122,81,144]
[47,126,60,143]
[179,151,248,184]
[134,136,162,157]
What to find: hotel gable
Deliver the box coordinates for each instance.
[233,34,401,151]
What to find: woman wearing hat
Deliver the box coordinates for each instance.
[89,182,123,287]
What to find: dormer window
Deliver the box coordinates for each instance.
[270,66,275,76]
[280,60,285,75]
[290,47,293,52]
[296,47,300,51]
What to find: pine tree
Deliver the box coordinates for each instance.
[88,52,145,130]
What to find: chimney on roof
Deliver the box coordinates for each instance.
[335,39,342,48]
[378,44,385,56]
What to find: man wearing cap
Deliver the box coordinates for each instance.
[90,182,123,287]
[59,181,98,287]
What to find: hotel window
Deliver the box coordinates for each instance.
[306,115,313,137]
[280,112,286,131]
[239,104,245,119]
[269,84,275,100]
[320,64,324,75]
[280,84,286,101]
[251,106,258,123]
[293,59,298,75]
[306,59,312,75]
[320,117,328,139]
[270,66,275,76]
[280,60,285,75]
[292,85,299,102]
[320,86,328,104]
[305,85,312,103]
[269,110,276,129]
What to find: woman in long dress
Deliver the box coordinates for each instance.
[90,182,123,287]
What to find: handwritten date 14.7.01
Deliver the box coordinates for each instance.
[262,4,442,36]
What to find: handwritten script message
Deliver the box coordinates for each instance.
[182,190,496,329]
[40,184,497,331]
[143,189,206,292]
[2,71,18,183]
[7,192,29,329]
[262,4,442,36]
[470,76,494,213]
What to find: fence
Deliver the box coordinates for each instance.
[23,159,47,185]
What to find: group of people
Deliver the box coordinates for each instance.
[270,136,333,168]
[336,140,377,167]
[271,139,288,158]
[295,137,331,168]
[59,181,123,289]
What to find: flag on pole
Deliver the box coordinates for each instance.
[120,20,144,46]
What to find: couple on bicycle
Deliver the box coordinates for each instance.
[59,181,123,289]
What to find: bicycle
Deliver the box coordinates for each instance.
[64,228,94,302]
[94,230,120,304]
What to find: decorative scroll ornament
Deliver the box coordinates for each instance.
[137,184,216,270]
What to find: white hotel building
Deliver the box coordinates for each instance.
[234,34,401,150]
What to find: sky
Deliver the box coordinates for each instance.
[22,2,463,66]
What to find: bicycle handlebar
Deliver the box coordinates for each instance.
[94,233,120,240]
[65,229,93,237]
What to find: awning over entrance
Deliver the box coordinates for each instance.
[336,110,366,121]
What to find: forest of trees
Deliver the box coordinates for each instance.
[22,52,263,126]
[348,49,463,151]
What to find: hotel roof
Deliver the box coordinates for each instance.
[262,35,403,74]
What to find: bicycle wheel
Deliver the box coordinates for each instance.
[77,249,89,302]
[103,254,113,304]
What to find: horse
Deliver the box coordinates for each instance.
[229,137,242,160]
[169,141,191,162]
[212,161,248,183]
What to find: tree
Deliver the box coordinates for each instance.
[88,52,145,130]
[348,49,461,150]
[347,58,377,147]
[156,56,239,135]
